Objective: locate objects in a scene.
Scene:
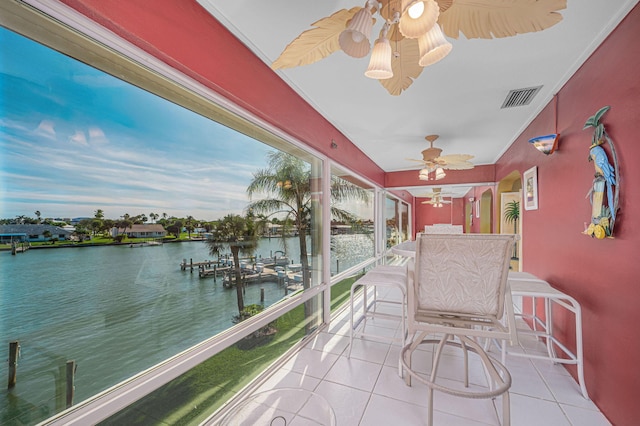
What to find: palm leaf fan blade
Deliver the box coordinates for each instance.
[439,0,565,40]
[434,153,474,170]
[440,161,474,170]
[271,8,360,70]
[379,31,422,96]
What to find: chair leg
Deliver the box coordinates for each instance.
[574,302,589,399]
[348,283,357,358]
[404,331,427,386]
[502,389,511,426]
[544,298,559,360]
[427,385,435,426]
[429,334,450,383]
[402,334,512,426]
[461,337,470,388]
[427,334,450,426]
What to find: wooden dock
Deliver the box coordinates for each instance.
[180,258,220,271]
[198,265,231,278]
[11,242,29,255]
[180,255,304,293]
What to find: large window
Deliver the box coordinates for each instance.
[0,20,325,424]
[329,167,375,276]
[385,194,410,248]
[0,2,408,424]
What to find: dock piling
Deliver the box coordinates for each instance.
[66,360,76,408]
[8,341,19,389]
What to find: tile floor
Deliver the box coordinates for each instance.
[232,288,610,425]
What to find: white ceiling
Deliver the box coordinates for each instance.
[197,0,636,195]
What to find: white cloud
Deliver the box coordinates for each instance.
[34,119,56,139]
[69,130,88,146]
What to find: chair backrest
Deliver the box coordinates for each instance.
[423,224,463,234]
[413,233,515,321]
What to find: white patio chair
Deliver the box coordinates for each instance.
[423,224,463,234]
[401,233,517,426]
[504,272,589,399]
[348,264,409,375]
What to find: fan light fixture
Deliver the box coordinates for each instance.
[348,0,450,81]
[419,166,446,181]
[272,0,565,95]
[411,134,472,180]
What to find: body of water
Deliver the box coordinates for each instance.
[0,234,373,424]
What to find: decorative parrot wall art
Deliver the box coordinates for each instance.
[583,106,620,239]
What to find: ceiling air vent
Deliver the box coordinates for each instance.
[501,86,542,109]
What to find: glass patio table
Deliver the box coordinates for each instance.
[391,240,416,258]
[219,387,336,425]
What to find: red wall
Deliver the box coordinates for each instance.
[385,164,495,188]
[415,198,464,235]
[464,185,497,234]
[494,5,640,424]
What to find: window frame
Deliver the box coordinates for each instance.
[0,1,408,424]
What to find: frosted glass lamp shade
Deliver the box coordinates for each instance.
[418,24,452,66]
[365,38,393,79]
[418,168,431,180]
[434,167,446,180]
[399,0,439,39]
[339,8,374,58]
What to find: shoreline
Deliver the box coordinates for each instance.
[0,238,197,251]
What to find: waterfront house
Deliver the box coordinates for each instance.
[2,1,639,425]
[110,224,167,239]
[0,224,72,243]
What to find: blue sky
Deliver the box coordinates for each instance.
[0,27,274,221]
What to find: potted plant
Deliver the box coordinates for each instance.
[504,200,520,260]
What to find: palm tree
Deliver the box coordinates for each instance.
[247,151,369,289]
[34,210,41,224]
[206,214,260,316]
[185,215,194,239]
[504,200,520,259]
[91,219,102,236]
[118,214,133,238]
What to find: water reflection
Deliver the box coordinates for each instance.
[0,235,372,424]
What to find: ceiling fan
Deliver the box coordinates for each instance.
[420,188,452,205]
[271,0,566,95]
[408,134,474,171]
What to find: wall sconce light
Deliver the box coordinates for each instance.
[529,94,560,155]
[529,133,559,155]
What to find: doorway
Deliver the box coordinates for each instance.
[497,171,522,271]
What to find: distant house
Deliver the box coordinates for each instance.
[71,217,92,225]
[0,224,72,243]
[111,224,167,239]
[331,224,352,235]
